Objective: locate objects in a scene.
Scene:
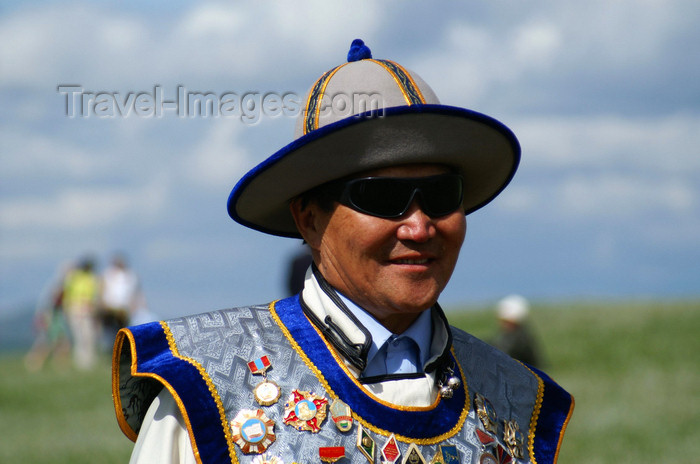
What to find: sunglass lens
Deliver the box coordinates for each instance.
[420,176,463,217]
[349,179,413,217]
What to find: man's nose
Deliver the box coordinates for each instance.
[395,201,436,242]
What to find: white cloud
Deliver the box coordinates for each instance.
[512,21,563,69]
[181,120,251,190]
[1,127,109,179]
[0,2,385,89]
[558,173,695,217]
[0,176,169,230]
[514,114,700,173]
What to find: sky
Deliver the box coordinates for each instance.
[1,1,698,319]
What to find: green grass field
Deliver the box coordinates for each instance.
[1,300,697,463]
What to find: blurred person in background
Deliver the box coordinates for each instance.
[491,295,544,368]
[100,253,142,348]
[24,261,73,371]
[62,255,99,370]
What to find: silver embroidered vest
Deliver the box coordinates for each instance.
[113,296,573,464]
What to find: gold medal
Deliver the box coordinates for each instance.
[356,425,376,463]
[402,443,426,464]
[230,409,276,454]
[248,355,281,406]
[252,453,284,464]
[254,380,281,406]
[330,398,353,432]
[283,389,328,433]
[503,420,524,459]
[474,392,498,435]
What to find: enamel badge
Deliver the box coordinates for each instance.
[476,429,495,447]
[474,392,498,435]
[381,434,401,464]
[283,389,328,433]
[230,409,276,454]
[319,446,346,463]
[495,445,513,464]
[402,443,426,464]
[356,425,376,463]
[429,444,460,464]
[248,355,281,406]
[503,420,524,459]
[330,398,353,432]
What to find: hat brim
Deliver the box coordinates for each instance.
[228,104,520,238]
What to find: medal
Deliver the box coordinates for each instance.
[319,446,346,463]
[475,429,495,447]
[283,389,328,433]
[495,445,512,464]
[254,380,281,406]
[402,443,426,464]
[474,392,498,435]
[381,434,401,464]
[252,453,284,464]
[230,409,276,454]
[502,420,524,459]
[248,355,281,406]
[429,444,460,464]
[330,398,354,432]
[356,425,376,463]
[479,453,498,464]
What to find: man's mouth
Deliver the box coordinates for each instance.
[394,258,430,265]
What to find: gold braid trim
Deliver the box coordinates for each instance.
[268,300,469,445]
[369,59,426,105]
[160,321,239,464]
[553,395,575,464]
[521,363,545,464]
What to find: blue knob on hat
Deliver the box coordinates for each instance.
[347,39,372,62]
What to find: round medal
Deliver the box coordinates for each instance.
[254,380,281,406]
[252,453,284,464]
[230,409,276,454]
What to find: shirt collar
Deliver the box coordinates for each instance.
[337,293,433,371]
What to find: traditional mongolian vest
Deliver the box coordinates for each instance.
[113,296,573,464]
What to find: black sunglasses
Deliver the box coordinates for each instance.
[331,173,464,219]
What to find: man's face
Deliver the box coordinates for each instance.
[291,164,466,332]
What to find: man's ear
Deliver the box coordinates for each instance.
[289,198,324,250]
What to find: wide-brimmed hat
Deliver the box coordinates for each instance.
[228,39,520,238]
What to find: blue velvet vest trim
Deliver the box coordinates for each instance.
[272,296,468,440]
[529,366,575,464]
[118,321,232,463]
